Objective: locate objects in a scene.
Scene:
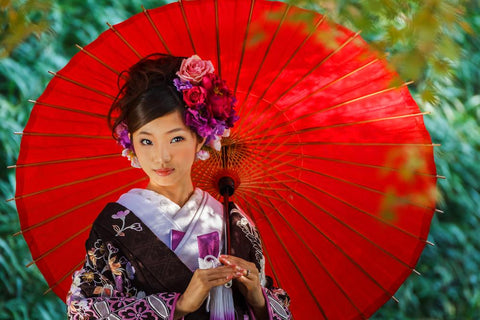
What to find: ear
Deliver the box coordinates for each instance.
[196,137,207,152]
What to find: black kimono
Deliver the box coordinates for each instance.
[66,189,291,320]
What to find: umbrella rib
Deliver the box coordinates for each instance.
[13,132,111,139]
[249,112,431,142]
[241,179,298,185]
[241,14,326,134]
[265,190,367,319]
[28,100,107,119]
[239,188,284,209]
[267,82,414,133]
[48,71,116,100]
[285,171,428,242]
[236,4,291,124]
[178,0,197,54]
[277,153,440,178]
[12,177,148,237]
[214,0,222,78]
[44,259,86,295]
[242,57,380,137]
[106,22,143,59]
[142,5,172,55]
[243,153,301,182]
[239,135,299,179]
[270,186,400,310]
[278,141,441,147]
[26,224,92,268]
[234,0,255,95]
[9,153,119,169]
[237,27,362,135]
[9,167,134,202]
[270,30,361,106]
[247,194,328,318]
[75,44,122,76]
[288,163,437,212]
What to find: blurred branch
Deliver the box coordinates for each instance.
[0,0,53,58]
[287,0,471,105]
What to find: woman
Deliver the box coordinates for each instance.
[66,54,291,320]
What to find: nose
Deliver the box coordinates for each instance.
[154,142,171,164]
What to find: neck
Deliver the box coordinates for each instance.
[146,181,195,207]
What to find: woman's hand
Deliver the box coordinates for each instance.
[173,266,236,319]
[219,255,267,319]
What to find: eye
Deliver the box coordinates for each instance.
[171,136,185,143]
[140,139,152,145]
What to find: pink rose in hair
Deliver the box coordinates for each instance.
[183,86,207,108]
[177,55,215,85]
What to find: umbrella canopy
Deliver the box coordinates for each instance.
[12,0,438,318]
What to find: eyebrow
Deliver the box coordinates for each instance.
[138,128,186,136]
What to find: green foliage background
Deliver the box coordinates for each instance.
[1,0,479,319]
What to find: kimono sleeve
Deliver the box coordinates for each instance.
[231,206,292,320]
[66,227,180,320]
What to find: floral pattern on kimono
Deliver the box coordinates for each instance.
[67,200,291,320]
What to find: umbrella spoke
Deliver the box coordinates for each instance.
[26,224,92,268]
[48,71,116,100]
[242,57,378,139]
[28,100,107,119]
[268,82,414,133]
[9,167,134,202]
[142,6,172,55]
[280,141,441,147]
[234,0,255,95]
[179,0,197,54]
[237,31,362,136]
[238,136,300,179]
[268,187,398,314]
[13,132,110,139]
[239,15,326,137]
[250,111,430,142]
[264,191,367,319]
[288,164,437,211]
[247,194,328,318]
[242,153,301,182]
[214,0,222,78]
[284,171,426,242]
[239,188,284,209]
[236,4,291,125]
[277,153,441,178]
[44,259,86,295]
[75,44,122,77]
[9,154,119,169]
[106,23,143,59]
[13,177,147,237]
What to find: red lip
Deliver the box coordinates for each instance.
[154,168,174,176]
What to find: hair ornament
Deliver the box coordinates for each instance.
[174,55,239,155]
[115,55,238,167]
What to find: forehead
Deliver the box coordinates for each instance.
[136,111,189,135]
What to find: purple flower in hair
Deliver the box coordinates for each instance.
[173,78,193,91]
[185,108,213,139]
[115,122,132,149]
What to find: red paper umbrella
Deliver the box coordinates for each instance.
[11,0,439,318]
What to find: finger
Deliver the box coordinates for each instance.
[219,255,256,271]
[219,256,258,278]
[209,275,236,287]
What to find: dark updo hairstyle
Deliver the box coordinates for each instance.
[108,53,187,139]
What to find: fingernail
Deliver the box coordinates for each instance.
[235,272,243,277]
[235,266,245,272]
[226,275,233,280]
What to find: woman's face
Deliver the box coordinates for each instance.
[131,110,204,191]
